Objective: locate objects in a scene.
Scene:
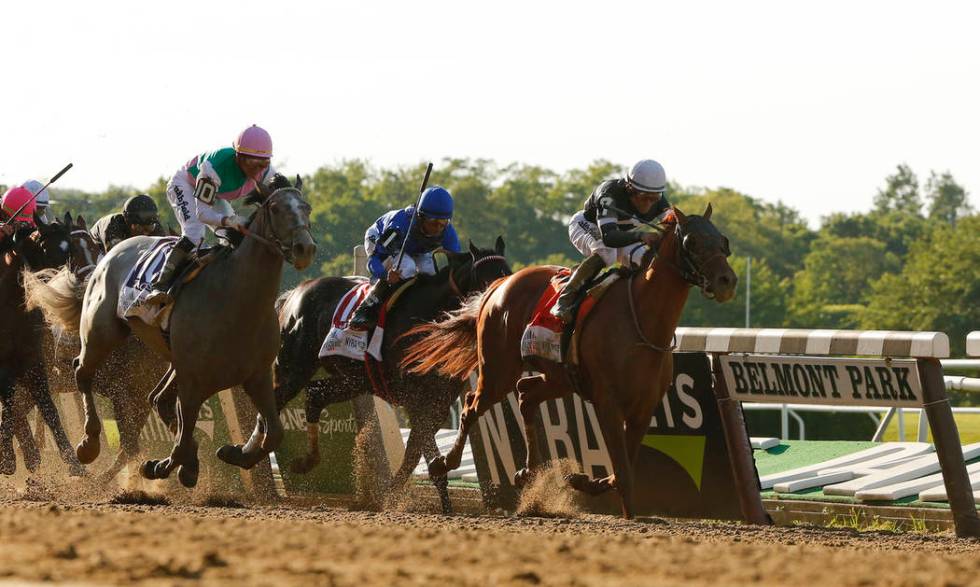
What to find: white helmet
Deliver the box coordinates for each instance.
[22,179,51,207]
[626,159,667,194]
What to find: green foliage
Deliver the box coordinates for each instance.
[861,215,980,355]
[925,170,973,227]
[874,163,922,215]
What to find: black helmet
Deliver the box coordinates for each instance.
[123,194,159,225]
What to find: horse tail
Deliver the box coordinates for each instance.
[401,278,506,380]
[22,267,86,333]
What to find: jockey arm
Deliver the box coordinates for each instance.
[364,208,410,281]
[440,224,462,253]
[193,163,276,229]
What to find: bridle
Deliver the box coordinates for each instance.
[447,251,508,297]
[626,218,728,353]
[240,187,314,264]
[69,229,101,278]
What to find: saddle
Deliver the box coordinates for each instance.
[522,265,630,366]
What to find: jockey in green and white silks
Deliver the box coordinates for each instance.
[145,125,276,306]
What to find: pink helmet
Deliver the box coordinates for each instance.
[233,124,273,159]
[2,186,37,225]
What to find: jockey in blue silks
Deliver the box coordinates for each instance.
[349,185,461,330]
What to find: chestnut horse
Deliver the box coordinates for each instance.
[402,205,737,518]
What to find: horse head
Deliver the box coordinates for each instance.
[445,236,511,295]
[659,204,737,302]
[64,212,102,278]
[15,211,72,272]
[244,173,317,271]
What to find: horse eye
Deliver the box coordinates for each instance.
[684,234,699,251]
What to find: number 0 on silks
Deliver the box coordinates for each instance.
[194,178,217,206]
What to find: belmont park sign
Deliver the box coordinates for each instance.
[719,354,922,407]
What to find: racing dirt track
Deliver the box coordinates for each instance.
[0,493,978,586]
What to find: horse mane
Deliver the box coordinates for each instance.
[243,173,294,206]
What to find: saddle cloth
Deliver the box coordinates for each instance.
[117,237,179,328]
[520,267,621,364]
[318,279,385,362]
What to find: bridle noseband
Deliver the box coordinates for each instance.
[244,188,313,264]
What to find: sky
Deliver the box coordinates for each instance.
[3,0,978,226]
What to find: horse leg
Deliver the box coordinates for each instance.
[217,370,282,470]
[0,369,17,475]
[568,398,635,519]
[74,321,128,464]
[289,381,330,475]
[11,390,40,473]
[420,426,453,515]
[142,394,202,488]
[100,392,148,484]
[514,372,568,487]
[148,366,178,433]
[22,362,84,475]
[428,361,521,477]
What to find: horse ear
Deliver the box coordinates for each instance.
[673,206,688,225]
[295,174,303,190]
[76,215,87,230]
[495,235,505,255]
[703,203,713,220]
[468,240,480,256]
[64,211,73,227]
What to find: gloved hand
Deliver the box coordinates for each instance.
[641,231,663,248]
[221,214,248,233]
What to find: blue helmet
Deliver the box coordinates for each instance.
[417,186,454,220]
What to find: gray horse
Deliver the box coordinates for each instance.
[29,177,316,487]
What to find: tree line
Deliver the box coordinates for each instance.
[13,159,977,355]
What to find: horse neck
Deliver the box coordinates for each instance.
[632,229,691,345]
[226,212,285,302]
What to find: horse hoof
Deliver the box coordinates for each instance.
[565,473,591,492]
[140,460,158,480]
[75,437,101,465]
[216,444,246,468]
[428,456,450,478]
[177,464,199,488]
[514,468,533,488]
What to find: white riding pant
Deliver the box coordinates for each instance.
[568,210,648,267]
[380,253,436,282]
[166,172,234,246]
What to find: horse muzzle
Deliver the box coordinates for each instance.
[289,230,317,271]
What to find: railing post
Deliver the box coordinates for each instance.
[710,353,772,525]
[917,358,980,538]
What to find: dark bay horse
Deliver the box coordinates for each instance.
[28,177,316,488]
[26,216,169,484]
[0,212,84,476]
[274,238,510,510]
[403,206,737,518]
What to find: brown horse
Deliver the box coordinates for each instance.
[403,205,737,518]
[0,212,84,476]
[26,216,169,484]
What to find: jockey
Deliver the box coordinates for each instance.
[90,194,165,254]
[145,125,276,305]
[1,186,37,250]
[551,159,672,323]
[22,179,52,224]
[348,185,461,331]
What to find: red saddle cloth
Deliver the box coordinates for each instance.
[522,268,601,363]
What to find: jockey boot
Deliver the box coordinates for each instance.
[349,279,396,331]
[550,253,606,324]
[144,237,195,306]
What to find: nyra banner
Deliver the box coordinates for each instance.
[468,353,750,520]
[719,354,923,407]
